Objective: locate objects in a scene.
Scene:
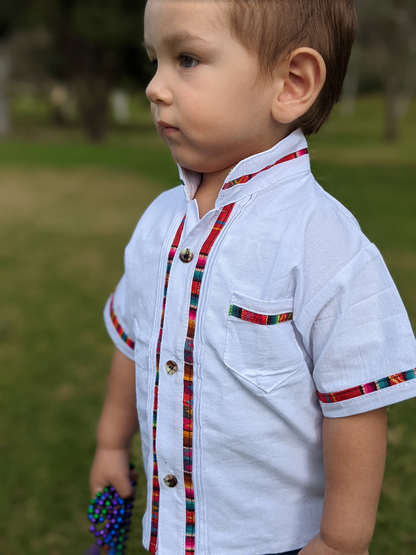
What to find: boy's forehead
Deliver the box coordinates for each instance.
[144,0,229,46]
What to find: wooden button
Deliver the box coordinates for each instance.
[163,474,178,488]
[165,360,178,375]
[179,248,194,263]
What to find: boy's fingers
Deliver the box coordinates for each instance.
[111,475,135,499]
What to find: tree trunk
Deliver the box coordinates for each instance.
[75,76,110,143]
[0,43,11,137]
[384,94,399,142]
[340,48,361,116]
[383,67,404,143]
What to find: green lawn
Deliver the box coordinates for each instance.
[1,95,416,554]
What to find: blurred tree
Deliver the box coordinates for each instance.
[32,0,151,142]
[0,1,31,135]
[359,0,416,141]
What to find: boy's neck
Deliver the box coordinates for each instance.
[191,127,295,219]
[193,165,234,219]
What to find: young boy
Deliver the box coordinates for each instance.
[90,0,416,553]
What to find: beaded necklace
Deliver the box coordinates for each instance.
[85,471,135,554]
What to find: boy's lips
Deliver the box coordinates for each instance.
[157,120,180,137]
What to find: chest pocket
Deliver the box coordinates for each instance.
[223,291,304,393]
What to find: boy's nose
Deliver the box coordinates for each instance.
[146,71,173,106]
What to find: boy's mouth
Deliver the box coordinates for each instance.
[157,120,180,137]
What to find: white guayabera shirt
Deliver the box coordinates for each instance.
[104,129,416,555]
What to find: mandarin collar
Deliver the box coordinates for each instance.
[178,129,310,208]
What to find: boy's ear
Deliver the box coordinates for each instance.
[271,48,326,124]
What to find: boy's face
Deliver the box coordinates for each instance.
[144,0,285,177]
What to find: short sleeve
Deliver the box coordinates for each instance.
[103,275,135,361]
[297,244,416,417]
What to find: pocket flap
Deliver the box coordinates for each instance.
[230,291,294,317]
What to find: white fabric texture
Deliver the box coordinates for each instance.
[104,129,416,554]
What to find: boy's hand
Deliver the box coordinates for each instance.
[299,533,369,555]
[90,446,137,499]
[90,348,139,499]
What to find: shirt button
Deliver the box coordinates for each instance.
[179,248,194,263]
[163,474,178,488]
[165,360,178,375]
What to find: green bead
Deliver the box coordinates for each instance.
[88,508,93,514]
[105,501,111,506]
[102,510,107,515]
[104,487,109,493]
[96,492,102,498]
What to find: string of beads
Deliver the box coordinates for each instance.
[87,481,135,554]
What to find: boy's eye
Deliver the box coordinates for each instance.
[179,55,198,69]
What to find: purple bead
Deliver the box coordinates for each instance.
[98,500,104,506]
[97,539,103,546]
[105,523,111,529]
[111,519,116,524]
[89,525,96,533]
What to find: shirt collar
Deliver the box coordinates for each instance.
[178,128,310,207]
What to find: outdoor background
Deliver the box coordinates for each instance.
[0,1,415,554]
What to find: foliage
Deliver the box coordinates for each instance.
[357,0,416,140]
[0,1,31,38]
[30,0,152,142]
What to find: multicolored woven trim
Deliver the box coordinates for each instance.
[109,294,135,350]
[229,305,293,326]
[222,148,308,190]
[149,216,186,555]
[183,203,235,553]
[318,368,416,404]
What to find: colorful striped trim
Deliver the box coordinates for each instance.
[229,305,293,326]
[317,369,416,404]
[222,148,309,190]
[109,294,135,350]
[149,216,186,555]
[183,203,235,553]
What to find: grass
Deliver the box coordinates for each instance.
[0,94,416,554]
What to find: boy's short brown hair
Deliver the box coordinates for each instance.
[224,0,358,136]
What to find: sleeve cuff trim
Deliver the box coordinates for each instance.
[318,368,416,404]
[109,293,135,350]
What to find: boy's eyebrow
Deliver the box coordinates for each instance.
[143,31,209,51]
